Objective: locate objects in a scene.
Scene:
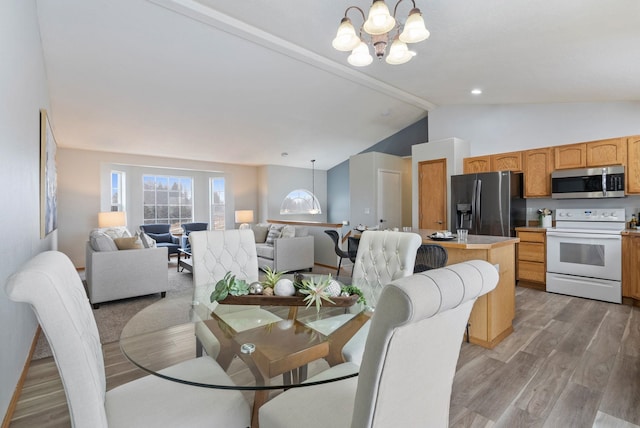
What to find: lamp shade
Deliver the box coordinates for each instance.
[399,8,430,43]
[363,0,396,35]
[234,210,254,224]
[98,211,126,228]
[332,17,361,51]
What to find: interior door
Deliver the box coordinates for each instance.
[377,169,402,230]
[419,158,447,230]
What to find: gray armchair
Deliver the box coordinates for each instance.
[139,224,180,260]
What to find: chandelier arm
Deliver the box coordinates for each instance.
[343,6,366,22]
[392,0,417,18]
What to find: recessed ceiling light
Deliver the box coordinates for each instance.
[281,152,288,157]
[471,88,482,95]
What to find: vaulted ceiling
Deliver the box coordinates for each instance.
[37,0,640,170]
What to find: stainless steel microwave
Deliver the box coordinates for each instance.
[551,165,625,199]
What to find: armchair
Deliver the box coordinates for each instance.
[259,260,499,428]
[180,222,208,251]
[139,224,180,260]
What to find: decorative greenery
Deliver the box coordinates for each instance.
[210,272,250,303]
[261,266,285,289]
[298,276,335,312]
[341,285,367,306]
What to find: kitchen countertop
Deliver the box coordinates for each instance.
[415,229,519,249]
[515,226,549,232]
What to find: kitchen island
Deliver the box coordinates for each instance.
[415,229,519,349]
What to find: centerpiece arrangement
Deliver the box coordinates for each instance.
[209,267,365,312]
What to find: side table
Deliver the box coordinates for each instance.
[177,248,192,272]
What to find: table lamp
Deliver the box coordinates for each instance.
[98,211,126,228]
[234,210,254,229]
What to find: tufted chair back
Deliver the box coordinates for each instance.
[188,229,282,343]
[6,251,108,427]
[352,230,422,309]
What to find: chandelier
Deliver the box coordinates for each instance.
[332,0,429,66]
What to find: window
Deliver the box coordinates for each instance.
[210,177,225,230]
[143,175,193,230]
[110,171,125,212]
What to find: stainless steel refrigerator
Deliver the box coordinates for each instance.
[450,171,526,237]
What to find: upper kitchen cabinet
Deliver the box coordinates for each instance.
[554,143,586,169]
[463,155,491,173]
[626,135,640,194]
[523,148,554,197]
[585,137,626,167]
[491,151,523,172]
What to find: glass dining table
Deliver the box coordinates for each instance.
[119,274,370,428]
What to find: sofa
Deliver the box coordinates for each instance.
[252,223,314,272]
[86,227,168,308]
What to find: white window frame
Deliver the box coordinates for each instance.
[143,174,193,230]
[110,170,126,212]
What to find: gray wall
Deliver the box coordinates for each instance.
[327,117,428,228]
[1,0,55,417]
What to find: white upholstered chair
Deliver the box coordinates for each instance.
[5,251,250,428]
[189,229,281,356]
[307,230,422,364]
[260,260,499,428]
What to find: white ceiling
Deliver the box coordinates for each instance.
[36,0,640,170]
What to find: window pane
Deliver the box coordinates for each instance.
[143,174,194,225]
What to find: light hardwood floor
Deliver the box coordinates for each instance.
[9,276,640,427]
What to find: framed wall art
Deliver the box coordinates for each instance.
[40,109,58,238]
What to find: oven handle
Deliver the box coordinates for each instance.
[547,231,621,240]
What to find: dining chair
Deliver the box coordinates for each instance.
[259,260,499,428]
[413,243,449,273]
[5,251,250,428]
[189,229,282,357]
[324,230,350,275]
[306,230,421,365]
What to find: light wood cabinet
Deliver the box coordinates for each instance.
[626,135,640,194]
[463,155,491,173]
[554,143,586,169]
[586,137,626,167]
[622,234,640,303]
[523,148,553,197]
[516,228,546,291]
[491,151,522,172]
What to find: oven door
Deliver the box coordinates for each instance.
[546,230,621,281]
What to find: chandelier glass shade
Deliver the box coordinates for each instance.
[332,0,429,66]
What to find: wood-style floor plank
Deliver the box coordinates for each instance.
[9,285,640,428]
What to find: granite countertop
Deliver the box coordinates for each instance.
[414,229,519,249]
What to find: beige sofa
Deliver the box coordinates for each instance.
[252,223,314,272]
[85,228,168,308]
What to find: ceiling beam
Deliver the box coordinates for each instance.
[147,0,437,112]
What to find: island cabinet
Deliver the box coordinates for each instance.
[515,227,546,291]
[622,233,640,304]
[522,148,553,197]
[626,135,640,194]
[415,230,518,349]
[463,155,491,173]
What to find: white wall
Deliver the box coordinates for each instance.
[429,102,640,155]
[58,148,259,268]
[259,165,327,223]
[0,0,55,418]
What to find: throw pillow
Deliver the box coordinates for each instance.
[99,226,131,240]
[147,232,173,243]
[139,232,157,248]
[281,225,296,239]
[89,230,118,252]
[252,225,269,243]
[114,236,144,250]
[265,225,284,246]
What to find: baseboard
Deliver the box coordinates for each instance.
[1,326,41,428]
